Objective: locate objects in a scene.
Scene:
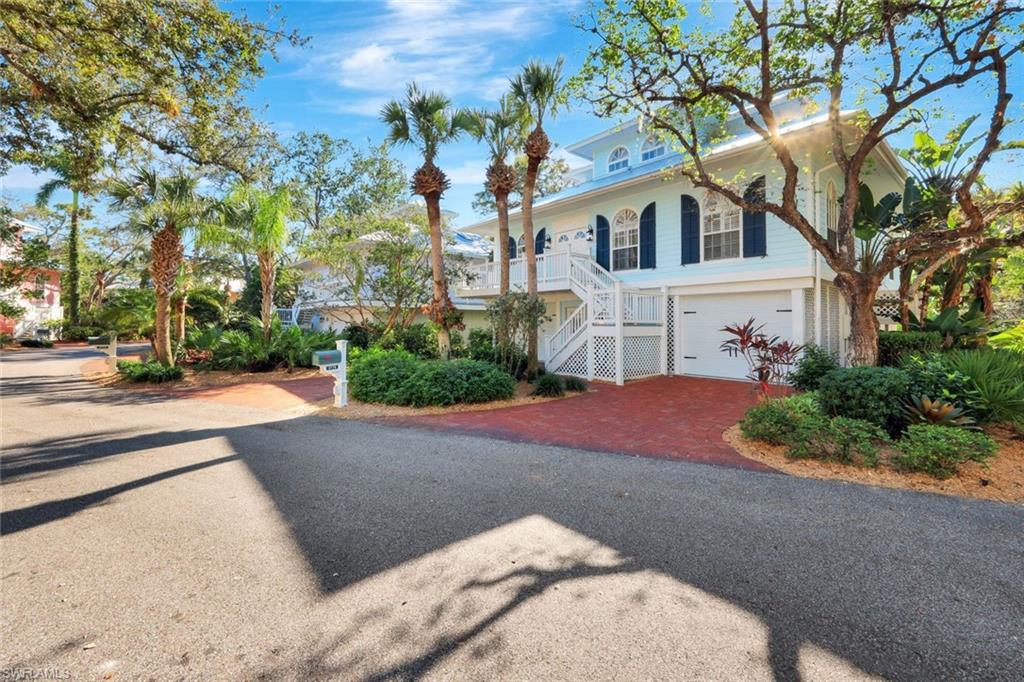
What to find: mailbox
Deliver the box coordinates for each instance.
[312,350,343,367]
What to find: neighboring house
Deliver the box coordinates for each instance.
[455,103,903,383]
[281,209,492,334]
[0,219,62,339]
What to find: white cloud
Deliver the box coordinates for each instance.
[1,164,53,191]
[444,159,488,185]
[298,0,578,114]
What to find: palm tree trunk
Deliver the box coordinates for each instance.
[149,223,184,366]
[66,190,81,327]
[174,293,187,340]
[259,251,276,340]
[521,155,541,376]
[425,193,452,360]
[496,191,511,295]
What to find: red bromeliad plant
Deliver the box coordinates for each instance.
[720,318,803,397]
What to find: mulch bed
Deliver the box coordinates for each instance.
[724,424,1024,504]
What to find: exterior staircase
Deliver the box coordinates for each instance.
[544,253,666,385]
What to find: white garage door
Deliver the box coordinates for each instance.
[678,291,794,380]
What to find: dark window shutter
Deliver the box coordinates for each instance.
[743,176,767,258]
[680,195,700,264]
[595,215,610,270]
[535,228,546,256]
[639,202,656,269]
[507,236,516,260]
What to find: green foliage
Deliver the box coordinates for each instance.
[902,395,978,430]
[941,349,1024,424]
[817,366,910,434]
[91,288,156,340]
[185,286,229,328]
[989,322,1024,353]
[190,317,338,372]
[909,304,988,348]
[788,415,888,467]
[563,376,588,392]
[740,394,822,446]
[877,331,943,366]
[901,353,972,407]
[532,373,565,397]
[375,322,438,359]
[789,345,839,391]
[116,360,183,384]
[486,293,549,377]
[892,424,998,479]
[467,327,495,361]
[348,349,515,407]
[0,332,13,347]
[18,338,54,348]
[341,325,373,350]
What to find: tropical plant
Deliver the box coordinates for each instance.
[908,301,988,348]
[380,83,472,360]
[942,348,1024,424]
[719,318,803,397]
[210,183,291,338]
[108,168,207,365]
[901,353,972,407]
[466,95,529,296]
[116,360,183,384]
[893,424,998,479]
[486,292,549,378]
[876,331,943,366]
[989,322,1024,353]
[532,373,565,397]
[903,396,978,430]
[511,58,564,375]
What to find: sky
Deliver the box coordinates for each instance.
[2,0,1021,231]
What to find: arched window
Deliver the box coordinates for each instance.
[703,192,741,260]
[607,146,630,173]
[640,137,665,162]
[611,208,640,270]
[517,234,525,255]
[826,180,839,250]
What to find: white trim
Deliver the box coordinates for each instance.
[610,206,640,272]
[607,146,631,173]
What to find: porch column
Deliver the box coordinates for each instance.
[790,288,806,345]
[614,280,624,386]
[660,285,669,375]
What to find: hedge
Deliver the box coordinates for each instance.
[877,331,942,366]
[349,349,515,407]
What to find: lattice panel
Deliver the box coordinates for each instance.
[803,289,815,346]
[665,297,676,374]
[554,341,589,378]
[593,336,617,380]
[873,295,901,321]
[623,336,660,379]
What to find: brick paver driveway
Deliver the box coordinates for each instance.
[390,376,770,471]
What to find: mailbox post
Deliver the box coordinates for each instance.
[313,339,348,407]
[87,334,118,370]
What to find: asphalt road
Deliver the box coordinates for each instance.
[2,347,1022,681]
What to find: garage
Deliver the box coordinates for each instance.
[677,291,794,380]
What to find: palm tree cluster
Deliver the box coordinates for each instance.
[380,58,564,366]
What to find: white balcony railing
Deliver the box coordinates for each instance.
[461,250,573,292]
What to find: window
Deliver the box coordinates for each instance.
[826,180,839,250]
[640,137,665,162]
[703,192,741,260]
[607,146,630,172]
[517,234,525,255]
[611,208,639,270]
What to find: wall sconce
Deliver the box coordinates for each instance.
[586,224,595,241]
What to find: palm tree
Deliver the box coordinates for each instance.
[108,168,205,366]
[511,58,563,375]
[210,183,291,339]
[381,82,471,359]
[35,150,96,327]
[466,95,529,295]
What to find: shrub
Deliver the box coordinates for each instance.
[348,350,515,407]
[789,345,839,391]
[348,348,419,404]
[396,323,438,359]
[18,338,53,348]
[787,415,888,467]
[563,376,588,392]
[901,353,972,408]
[740,394,822,446]
[116,360,183,383]
[877,331,942,366]
[341,324,373,350]
[399,359,516,407]
[817,366,910,434]
[892,424,998,479]
[0,332,13,347]
[201,317,338,372]
[468,327,495,361]
[532,373,565,397]
[941,348,1024,424]
[989,322,1024,354]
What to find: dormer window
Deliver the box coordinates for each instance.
[640,137,665,162]
[607,146,630,173]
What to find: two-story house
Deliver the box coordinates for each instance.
[455,107,903,383]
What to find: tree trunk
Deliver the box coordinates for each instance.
[174,293,186,341]
[149,223,184,367]
[837,275,881,366]
[940,255,967,311]
[496,191,511,295]
[898,264,913,331]
[918,273,933,322]
[66,190,80,326]
[973,266,995,320]
[259,251,277,339]
[424,193,452,360]
[521,156,541,376]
